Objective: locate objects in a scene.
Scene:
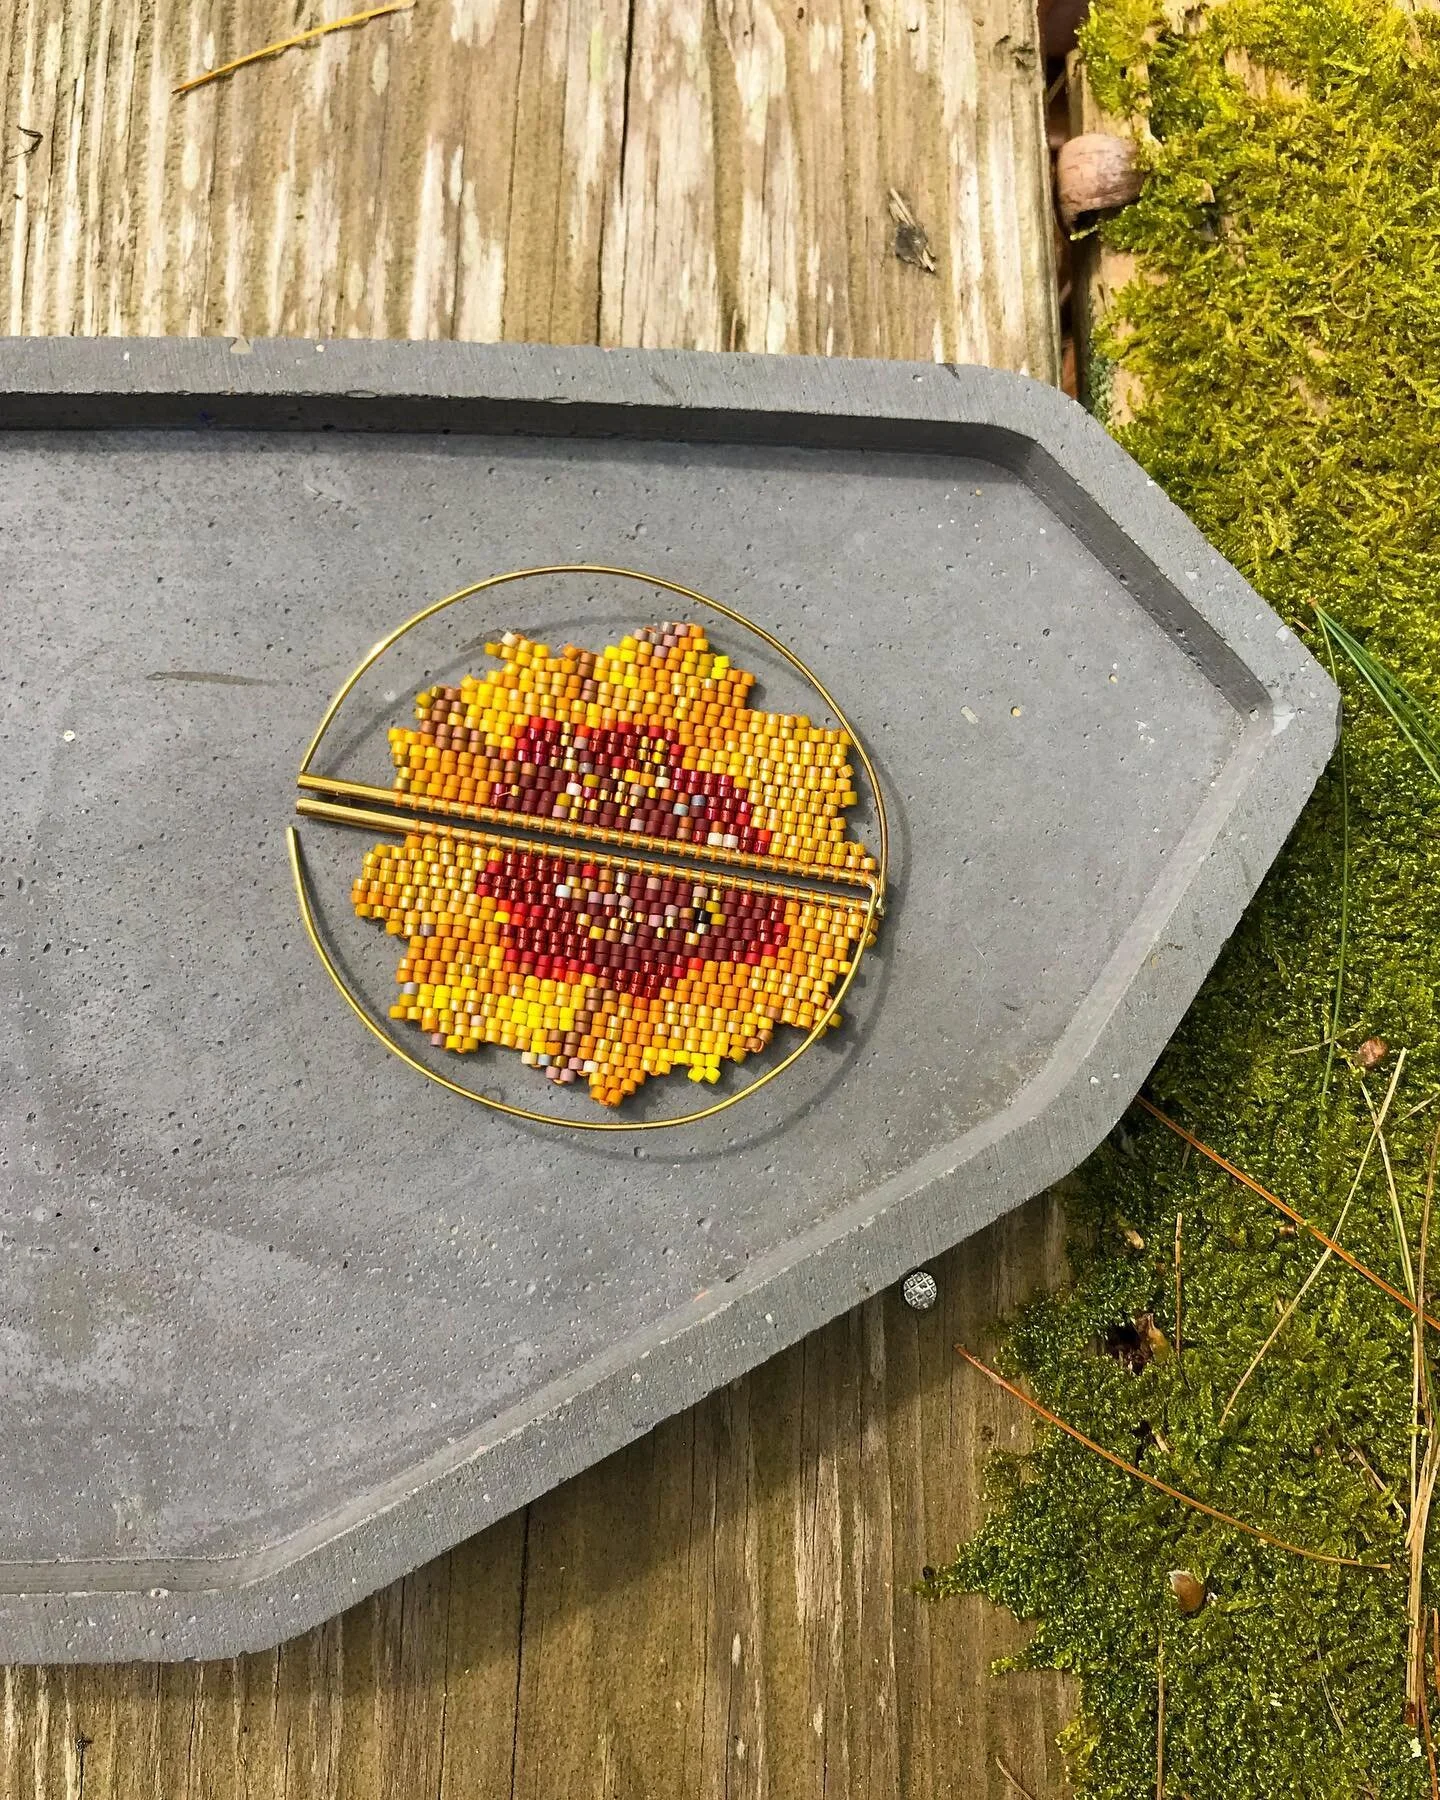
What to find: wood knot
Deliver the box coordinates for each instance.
[887,189,937,274]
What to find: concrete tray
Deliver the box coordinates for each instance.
[0,339,1336,1661]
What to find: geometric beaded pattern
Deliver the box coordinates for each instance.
[351,622,876,1107]
[387,621,877,876]
[352,837,870,1105]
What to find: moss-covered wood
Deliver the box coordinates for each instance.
[933,1,1440,1793]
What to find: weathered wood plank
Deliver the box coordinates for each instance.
[1064,44,1141,418]
[1,0,1070,1791]
[1,0,1058,369]
[0,1207,1074,1800]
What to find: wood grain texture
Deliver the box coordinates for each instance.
[0,0,1058,370]
[1,1204,1075,1800]
[1,0,1070,1791]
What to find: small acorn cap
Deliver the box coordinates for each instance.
[1169,1569,1207,1615]
[1056,132,1145,229]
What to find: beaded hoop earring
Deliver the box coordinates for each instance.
[290,566,887,1131]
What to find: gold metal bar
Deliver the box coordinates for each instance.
[296,771,878,890]
[294,797,875,912]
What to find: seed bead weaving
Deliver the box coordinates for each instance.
[388,622,876,877]
[349,622,876,1107]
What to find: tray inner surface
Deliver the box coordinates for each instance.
[0,427,1243,1568]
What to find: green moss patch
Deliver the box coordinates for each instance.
[929,2,1440,1793]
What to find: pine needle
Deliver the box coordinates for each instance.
[1419,1670,1439,1800]
[1407,1127,1440,1731]
[1315,606,1440,789]
[1218,1053,1405,1427]
[1317,1651,1346,1737]
[1410,1440,1440,1730]
[954,1344,1388,1568]
[994,1755,1037,1800]
[1369,1074,1431,1522]
[1433,1608,1439,1702]
[1318,625,1351,1105]
[1362,1074,1418,1305]
[1174,1210,1184,1362]
[173,3,413,96]
[1156,1634,1167,1800]
[1135,1095,1440,1333]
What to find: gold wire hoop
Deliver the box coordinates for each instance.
[292,564,888,1132]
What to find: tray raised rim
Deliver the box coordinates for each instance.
[0,337,1337,1662]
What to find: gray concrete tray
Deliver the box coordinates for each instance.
[0,338,1336,1662]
